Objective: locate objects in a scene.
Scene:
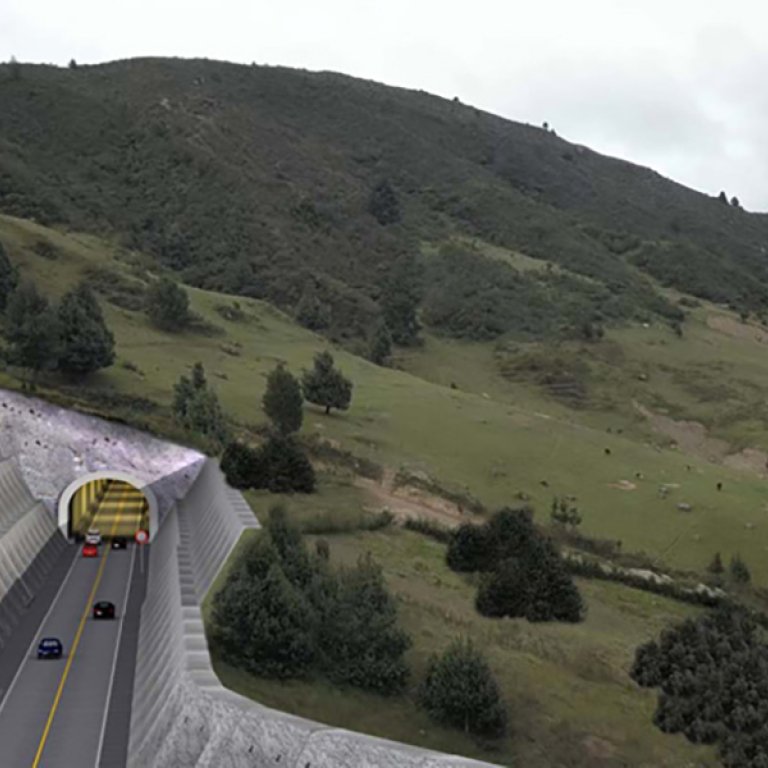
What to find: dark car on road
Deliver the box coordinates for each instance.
[37,638,63,659]
[93,601,116,620]
[111,536,127,550]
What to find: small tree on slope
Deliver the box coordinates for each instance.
[301,351,353,415]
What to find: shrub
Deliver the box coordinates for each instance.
[220,440,264,489]
[259,434,316,493]
[262,363,303,434]
[146,276,189,331]
[446,524,489,572]
[418,638,507,738]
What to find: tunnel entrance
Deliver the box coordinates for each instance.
[68,479,148,541]
[58,472,159,542]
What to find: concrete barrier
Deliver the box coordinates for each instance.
[129,459,500,768]
[0,458,67,650]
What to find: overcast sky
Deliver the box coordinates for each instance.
[3,0,767,211]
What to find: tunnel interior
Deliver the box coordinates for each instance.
[68,478,149,541]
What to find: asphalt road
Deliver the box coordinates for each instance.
[0,538,142,767]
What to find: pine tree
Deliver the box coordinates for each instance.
[381,254,421,346]
[368,179,401,225]
[418,638,507,738]
[262,364,303,434]
[295,279,331,330]
[319,553,410,693]
[4,281,60,378]
[0,241,18,310]
[212,561,316,679]
[259,434,316,493]
[146,276,189,331]
[57,282,115,375]
[172,363,228,444]
[729,554,751,584]
[707,552,725,575]
[220,440,265,489]
[367,322,392,366]
[301,351,353,415]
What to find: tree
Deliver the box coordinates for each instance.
[212,560,316,679]
[729,554,751,584]
[418,638,507,738]
[0,242,18,310]
[368,179,401,225]
[295,279,331,330]
[68,58,78,69]
[259,434,316,493]
[446,524,490,572]
[4,281,60,379]
[367,321,392,366]
[57,282,115,375]
[172,363,228,444]
[707,552,725,576]
[146,277,189,331]
[266,506,315,587]
[262,364,303,434]
[220,440,265,489]
[550,496,582,530]
[319,553,410,694]
[718,191,728,204]
[731,196,741,208]
[381,254,421,346]
[301,351,353,415]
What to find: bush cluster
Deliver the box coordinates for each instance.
[447,507,584,623]
[221,435,315,494]
[212,507,410,693]
[631,606,768,767]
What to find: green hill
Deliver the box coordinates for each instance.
[2,56,768,345]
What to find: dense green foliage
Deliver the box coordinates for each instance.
[3,281,60,376]
[172,362,229,444]
[367,321,392,365]
[729,554,751,584]
[212,508,410,693]
[418,638,507,738]
[301,350,353,414]
[146,277,190,331]
[262,364,303,434]
[381,254,422,346]
[220,435,315,493]
[447,508,584,623]
[3,58,766,345]
[631,606,768,767]
[0,241,18,310]
[57,282,115,375]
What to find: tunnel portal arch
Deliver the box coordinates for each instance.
[57,471,159,542]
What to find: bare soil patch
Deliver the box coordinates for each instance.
[707,314,768,345]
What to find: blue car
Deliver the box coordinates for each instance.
[37,638,63,659]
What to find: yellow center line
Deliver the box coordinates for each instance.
[31,486,126,768]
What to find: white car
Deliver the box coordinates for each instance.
[85,528,102,546]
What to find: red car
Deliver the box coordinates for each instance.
[82,543,99,558]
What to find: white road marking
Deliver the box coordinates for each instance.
[0,547,79,718]
[94,541,137,768]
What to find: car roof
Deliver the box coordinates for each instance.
[40,638,61,645]
[95,600,114,607]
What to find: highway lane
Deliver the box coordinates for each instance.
[0,493,141,767]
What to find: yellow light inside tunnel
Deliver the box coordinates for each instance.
[70,478,149,538]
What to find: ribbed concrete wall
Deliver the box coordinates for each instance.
[0,458,67,650]
[129,459,499,768]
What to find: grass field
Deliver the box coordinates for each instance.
[205,488,718,767]
[2,214,765,766]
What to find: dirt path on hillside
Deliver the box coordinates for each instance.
[357,468,472,529]
[707,314,768,345]
[634,402,768,476]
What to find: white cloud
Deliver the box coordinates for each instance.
[2,0,767,209]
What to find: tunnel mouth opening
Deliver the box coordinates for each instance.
[59,474,156,543]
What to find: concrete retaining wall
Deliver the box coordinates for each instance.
[0,458,67,650]
[129,459,499,768]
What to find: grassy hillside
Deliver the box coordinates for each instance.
[5,214,767,766]
[2,212,767,583]
[2,56,768,346]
